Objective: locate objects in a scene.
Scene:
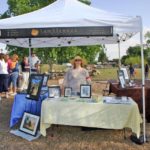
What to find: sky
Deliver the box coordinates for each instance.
[0,0,150,59]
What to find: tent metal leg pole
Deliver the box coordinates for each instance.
[139,16,146,142]
[29,38,32,74]
[118,41,121,68]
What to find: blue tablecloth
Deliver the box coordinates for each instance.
[10,92,48,127]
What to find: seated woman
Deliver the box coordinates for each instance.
[63,56,91,96]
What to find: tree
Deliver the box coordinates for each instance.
[124,56,142,66]
[126,46,141,56]
[0,10,10,19]
[121,55,129,65]
[98,47,108,63]
[121,45,149,66]
[7,0,55,16]
[79,0,91,5]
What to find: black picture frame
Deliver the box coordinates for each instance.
[80,84,91,98]
[64,87,72,97]
[26,74,44,100]
[48,86,61,98]
[42,74,49,87]
[19,112,40,136]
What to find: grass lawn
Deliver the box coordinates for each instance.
[40,64,144,81]
[92,68,143,81]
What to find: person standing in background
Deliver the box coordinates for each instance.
[0,53,9,100]
[129,64,135,79]
[5,54,12,73]
[30,52,40,73]
[20,56,30,90]
[9,54,19,95]
[145,64,149,80]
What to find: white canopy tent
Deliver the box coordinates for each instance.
[0,0,146,142]
[0,0,141,47]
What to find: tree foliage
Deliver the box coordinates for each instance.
[126,46,141,56]
[98,48,108,63]
[145,31,150,47]
[121,44,150,66]
[124,56,141,65]
[7,0,55,15]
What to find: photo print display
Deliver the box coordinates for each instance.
[117,70,126,88]
[64,87,72,97]
[120,68,130,81]
[19,112,40,136]
[26,74,44,100]
[117,70,125,79]
[80,84,91,98]
[119,75,126,88]
[42,74,49,87]
[48,86,61,98]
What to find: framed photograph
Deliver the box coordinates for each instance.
[42,74,49,87]
[80,84,91,98]
[48,85,61,98]
[119,75,126,88]
[27,74,44,100]
[117,70,125,79]
[19,112,40,136]
[64,87,72,97]
[120,68,129,81]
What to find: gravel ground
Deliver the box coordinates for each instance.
[0,81,150,150]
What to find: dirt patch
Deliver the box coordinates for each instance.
[0,80,150,150]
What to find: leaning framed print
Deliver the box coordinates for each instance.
[19,112,40,136]
[26,74,44,100]
[119,75,126,88]
[117,70,125,79]
[80,84,91,98]
[64,87,72,97]
[48,85,61,98]
[120,67,130,81]
[42,74,49,87]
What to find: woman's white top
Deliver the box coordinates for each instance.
[0,59,8,74]
[63,68,90,93]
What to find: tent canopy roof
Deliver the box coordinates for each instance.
[0,0,141,48]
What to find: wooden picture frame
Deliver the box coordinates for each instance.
[48,86,61,98]
[19,112,40,136]
[26,74,44,100]
[80,84,91,98]
[64,87,72,97]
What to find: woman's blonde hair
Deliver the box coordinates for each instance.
[12,54,19,61]
[70,56,87,69]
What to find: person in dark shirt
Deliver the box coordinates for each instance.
[129,64,135,79]
[145,64,149,80]
[20,56,30,90]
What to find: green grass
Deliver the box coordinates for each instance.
[92,68,143,81]
[92,68,118,81]
[40,64,144,81]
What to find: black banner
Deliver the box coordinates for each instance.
[0,26,113,38]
